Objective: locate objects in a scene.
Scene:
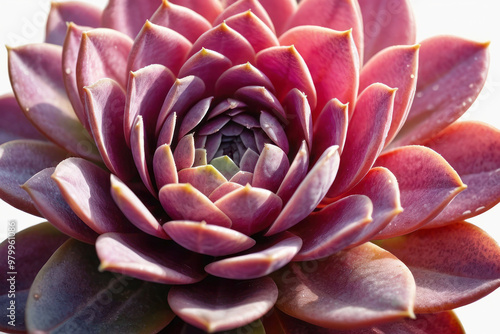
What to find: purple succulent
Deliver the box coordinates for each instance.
[1,0,500,333]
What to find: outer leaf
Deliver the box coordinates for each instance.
[76,28,133,97]
[0,94,45,145]
[0,140,67,216]
[286,0,364,64]
[0,223,68,333]
[168,276,278,332]
[26,239,174,333]
[8,43,100,161]
[45,1,102,45]
[170,0,223,22]
[150,0,212,43]
[272,309,465,334]
[101,0,162,38]
[358,0,416,62]
[374,146,466,239]
[391,36,490,147]
[423,121,500,227]
[127,21,192,75]
[273,242,416,329]
[376,222,500,313]
[359,45,419,146]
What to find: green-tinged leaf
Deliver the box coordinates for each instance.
[26,239,174,333]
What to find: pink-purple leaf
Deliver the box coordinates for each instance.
[27,239,174,333]
[391,36,490,147]
[125,64,175,147]
[377,222,500,313]
[279,26,359,118]
[276,141,309,205]
[311,98,348,163]
[155,76,205,135]
[215,63,274,98]
[96,232,207,284]
[327,83,395,199]
[168,276,277,332]
[170,0,223,23]
[130,116,157,196]
[286,0,364,65]
[0,140,67,216]
[153,144,178,189]
[101,0,162,39]
[205,232,302,280]
[189,23,255,65]
[374,146,466,239]
[273,242,416,329]
[214,0,275,33]
[256,46,317,111]
[76,28,133,97]
[174,134,196,170]
[62,23,92,132]
[0,223,68,333]
[110,175,169,239]
[291,195,373,261]
[359,45,419,147]
[23,168,99,244]
[282,89,313,154]
[178,50,231,96]
[0,93,45,144]
[423,121,500,227]
[257,0,297,36]
[150,0,212,43]
[225,11,279,53]
[163,220,256,256]
[266,145,340,236]
[273,309,465,334]
[8,43,100,161]
[45,1,102,45]
[214,184,282,235]
[84,79,137,181]
[358,0,416,62]
[252,144,289,193]
[127,21,192,75]
[159,183,232,227]
[343,167,402,247]
[52,157,136,234]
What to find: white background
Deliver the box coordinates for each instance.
[0,0,499,333]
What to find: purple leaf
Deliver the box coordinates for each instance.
[23,168,99,244]
[96,233,207,284]
[0,140,67,216]
[163,220,256,256]
[27,239,175,333]
[168,276,277,332]
[0,223,68,333]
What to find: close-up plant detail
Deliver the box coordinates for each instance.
[1,0,500,333]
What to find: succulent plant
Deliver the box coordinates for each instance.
[1,0,500,333]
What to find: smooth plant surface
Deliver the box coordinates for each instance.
[0,0,500,333]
